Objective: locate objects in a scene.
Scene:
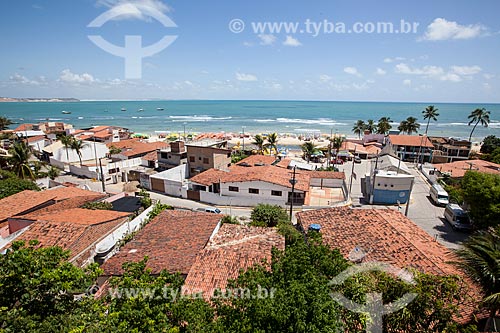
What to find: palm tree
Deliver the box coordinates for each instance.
[252,135,265,155]
[47,166,60,180]
[70,139,87,166]
[0,116,13,130]
[8,141,34,179]
[468,108,490,142]
[398,120,408,134]
[456,229,500,331]
[60,135,73,163]
[266,133,279,156]
[352,120,366,139]
[330,136,344,164]
[365,119,376,134]
[422,105,439,135]
[376,117,392,135]
[398,117,420,135]
[301,141,318,163]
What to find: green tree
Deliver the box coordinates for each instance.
[59,134,73,163]
[330,136,344,164]
[266,132,279,156]
[376,116,392,135]
[0,116,13,130]
[461,171,500,229]
[365,119,376,134]
[300,141,318,163]
[70,139,87,166]
[456,228,500,331]
[352,119,366,138]
[250,203,289,227]
[468,108,491,142]
[488,147,500,164]
[8,141,34,179]
[422,105,439,135]
[0,174,39,199]
[252,134,265,155]
[481,135,500,154]
[108,145,122,156]
[81,201,113,210]
[47,165,60,180]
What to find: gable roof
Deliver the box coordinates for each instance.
[17,208,130,225]
[236,155,277,166]
[436,159,500,178]
[101,210,221,276]
[183,224,285,299]
[107,139,168,157]
[388,135,434,148]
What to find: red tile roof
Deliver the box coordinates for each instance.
[183,224,285,299]
[274,158,292,168]
[388,135,434,148]
[27,135,46,143]
[101,210,221,276]
[142,151,158,162]
[107,139,168,157]
[307,171,345,179]
[14,123,34,132]
[17,208,130,225]
[436,159,500,178]
[236,155,277,166]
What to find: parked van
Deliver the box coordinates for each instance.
[444,204,473,231]
[196,207,222,214]
[429,184,449,206]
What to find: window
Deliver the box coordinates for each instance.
[198,157,201,160]
[189,156,195,162]
[203,157,209,164]
[229,186,239,192]
[271,190,282,196]
[249,188,259,194]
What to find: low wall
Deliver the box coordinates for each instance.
[199,191,287,207]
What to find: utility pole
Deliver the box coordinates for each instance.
[328,128,333,168]
[93,134,99,180]
[349,146,357,195]
[289,166,297,222]
[242,126,246,152]
[369,154,379,204]
[98,157,106,193]
[404,178,415,216]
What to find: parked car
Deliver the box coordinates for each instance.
[353,156,362,163]
[444,204,473,231]
[196,207,222,214]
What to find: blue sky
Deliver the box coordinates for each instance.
[1,0,499,102]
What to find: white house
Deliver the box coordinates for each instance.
[44,140,108,166]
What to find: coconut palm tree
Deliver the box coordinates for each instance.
[365,119,376,134]
[398,117,420,135]
[376,117,392,135]
[468,108,490,142]
[252,134,265,155]
[60,135,73,163]
[8,141,34,179]
[422,105,439,135]
[266,133,279,156]
[456,229,500,331]
[47,166,60,180]
[330,136,344,164]
[301,141,318,163]
[0,116,13,130]
[70,139,87,166]
[352,120,366,139]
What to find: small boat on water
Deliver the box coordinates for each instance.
[61,110,71,114]
[138,108,144,112]
[157,107,165,111]
[121,108,126,111]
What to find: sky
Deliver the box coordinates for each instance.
[0,0,499,102]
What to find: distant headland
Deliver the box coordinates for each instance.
[0,97,80,102]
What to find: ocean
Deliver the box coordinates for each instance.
[0,100,498,140]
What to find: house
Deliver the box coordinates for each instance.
[296,207,481,323]
[43,140,108,166]
[430,137,472,163]
[157,141,188,170]
[27,135,48,152]
[186,140,232,177]
[189,155,347,207]
[2,208,131,266]
[148,164,188,196]
[387,134,434,163]
[100,210,222,277]
[183,224,285,299]
[107,139,168,160]
[71,125,130,143]
[435,159,500,178]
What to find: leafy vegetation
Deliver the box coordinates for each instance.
[221,215,240,225]
[398,116,420,134]
[0,116,13,130]
[352,119,366,138]
[481,135,500,154]
[250,204,289,227]
[422,105,439,135]
[468,108,490,142]
[0,170,39,199]
[81,201,113,210]
[377,117,392,135]
[300,141,319,163]
[461,171,500,229]
[138,188,152,208]
[231,151,248,164]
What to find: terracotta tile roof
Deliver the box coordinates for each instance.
[17,208,130,225]
[296,207,483,323]
[236,155,277,166]
[183,224,285,299]
[190,164,310,192]
[388,135,434,148]
[107,139,168,157]
[93,131,113,139]
[90,126,110,133]
[19,194,107,218]
[14,123,34,132]
[142,151,158,162]
[436,159,500,178]
[101,210,221,276]
[274,158,292,168]
[0,190,55,222]
[306,171,345,179]
[27,135,46,143]
[45,186,105,201]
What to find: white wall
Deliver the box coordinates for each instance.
[52,141,108,164]
[309,178,344,188]
[199,191,287,207]
[69,165,99,179]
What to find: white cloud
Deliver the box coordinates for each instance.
[375,68,386,75]
[59,69,96,84]
[344,67,361,77]
[319,74,332,82]
[403,79,411,87]
[395,63,444,76]
[235,72,258,82]
[420,18,486,41]
[383,57,405,63]
[483,74,495,80]
[95,0,171,22]
[451,65,482,76]
[283,35,302,47]
[9,73,40,85]
[258,34,277,46]
[440,73,462,82]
